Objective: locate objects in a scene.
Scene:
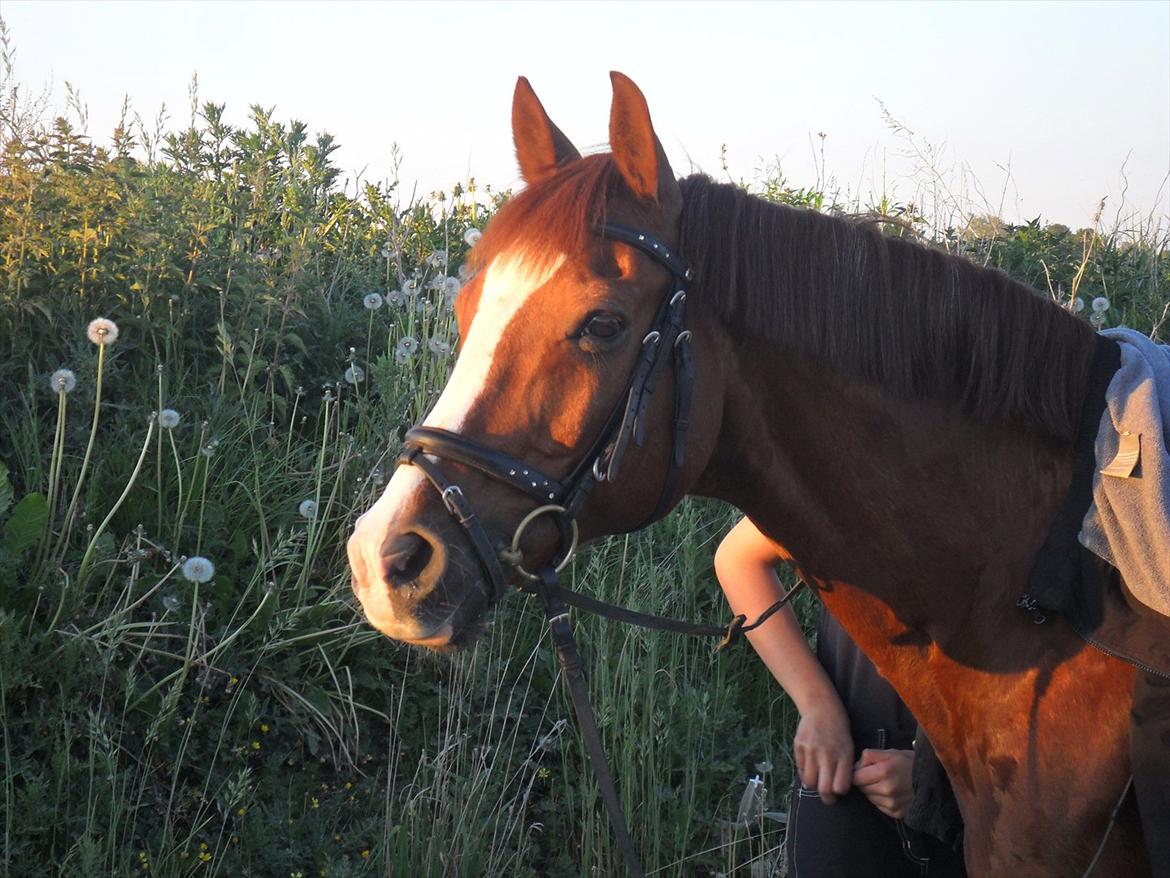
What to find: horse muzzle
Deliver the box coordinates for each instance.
[346,471,497,649]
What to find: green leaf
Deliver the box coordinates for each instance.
[4,493,48,556]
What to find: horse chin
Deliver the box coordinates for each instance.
[408,615,490,653]
[364,576,495,653]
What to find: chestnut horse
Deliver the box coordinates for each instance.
[348,74,1150,876]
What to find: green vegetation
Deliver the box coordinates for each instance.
[1,59,1166,878]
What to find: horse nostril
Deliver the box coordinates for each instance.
[381,532,434,588]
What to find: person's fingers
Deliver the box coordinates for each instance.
[856,747,881,767]
[852,761,888,788]
[832,755,852,796]
[816,752,840,803]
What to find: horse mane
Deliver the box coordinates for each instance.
[472,161,1095,442]
[678,174,1096,441]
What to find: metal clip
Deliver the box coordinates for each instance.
[1015,594,1047,625]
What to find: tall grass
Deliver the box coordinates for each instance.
[1,46,1166,877]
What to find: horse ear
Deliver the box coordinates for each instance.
[608,72,681,215]
[512,76,581,185]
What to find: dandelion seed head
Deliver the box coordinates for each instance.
[1091,296,1110,313]
[162,593,180,612]
[298,499,318,519]
[457,263,472,281]
[50,368,77,394]
[344,365,365,384]
[464,228,482,247]
[428,336,451,355]
[427,251,448,267]
[87,317,120,346]
[1071,297,1085,313]
[159,408,181,429]
[395,337,419,361]
[387,289,405,307]
[362,292,383,311]
[403,279,419,297]
[181,556,216,583]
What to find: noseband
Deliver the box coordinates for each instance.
[400,222,695,600]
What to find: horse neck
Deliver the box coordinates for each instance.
[701,336,1082,658]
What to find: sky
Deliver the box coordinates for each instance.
[4,1,1168,229]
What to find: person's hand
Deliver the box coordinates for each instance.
[793,698,854,804]
[852,748,914,819]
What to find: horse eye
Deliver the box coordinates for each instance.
[580,312,625,340]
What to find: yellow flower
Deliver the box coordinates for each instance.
[260,723,269,733]
[311,797,319,809]
[236,807,247,817]
[251,741,261,750]
[361,849,370,860]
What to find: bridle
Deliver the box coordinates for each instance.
[396,222,804,877]
[402,222,696,591]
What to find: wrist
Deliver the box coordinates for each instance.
[795,687,848,721]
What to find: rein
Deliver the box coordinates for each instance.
[398,223,806,876]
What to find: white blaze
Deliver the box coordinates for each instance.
[424,251,565,431]
[349,250,564,630]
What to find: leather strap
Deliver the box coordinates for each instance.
[405,426,566,505]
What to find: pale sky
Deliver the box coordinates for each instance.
[4,1,1168,228]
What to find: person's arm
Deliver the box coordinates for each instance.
[713,517,854,803]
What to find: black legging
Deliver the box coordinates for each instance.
[786,782,967,878]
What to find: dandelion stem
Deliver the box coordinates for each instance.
[35,389,69,573]
[54,341,107,566]
[285,391,302,458]
[156,366,164,535]
[77,415,156,586]
[168,429,185,544]
[366,311,375,376]
[195,453,211,555]
[174,422,206,548]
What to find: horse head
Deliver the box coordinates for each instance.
[347,74,724,649]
